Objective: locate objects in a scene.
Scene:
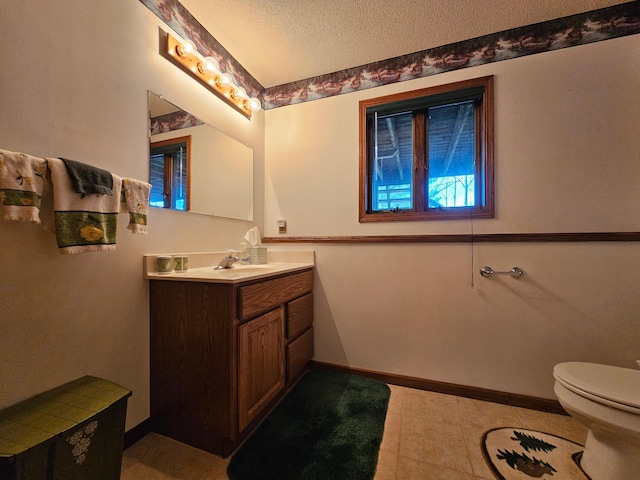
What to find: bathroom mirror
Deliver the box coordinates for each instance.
[148,91,253,220]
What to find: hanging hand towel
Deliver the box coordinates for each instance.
[60,157,114,196]
[0,149,48,223]
[47,158,122,254]
[121,178,151,234]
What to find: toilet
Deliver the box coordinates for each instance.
[553,362,640,480]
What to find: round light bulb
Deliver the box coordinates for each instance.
[247,97,262,112]
[202,56,219,73]
[216,73,231,88]
[177,39,196,57]
[182,39,196,54]
[233,87,247,100]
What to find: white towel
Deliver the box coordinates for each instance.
[47,158,122,255]
[121,178,151,234]
[0,149,48,223]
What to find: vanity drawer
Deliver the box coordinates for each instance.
[287,328,313,381]
[240,270,313,320]
[287,293,313,340]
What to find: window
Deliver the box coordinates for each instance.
[149,136,191,211]
[359,76,494,221]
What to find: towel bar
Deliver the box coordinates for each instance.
[480,266,524,279]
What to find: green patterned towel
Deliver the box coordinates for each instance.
[48,158,121,255]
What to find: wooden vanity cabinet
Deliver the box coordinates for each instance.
[149,268,313,457]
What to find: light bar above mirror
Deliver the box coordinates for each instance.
[161,31,261,119]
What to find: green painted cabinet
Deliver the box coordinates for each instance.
[0,376,131,480]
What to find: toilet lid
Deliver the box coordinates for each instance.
[554,362,640,412]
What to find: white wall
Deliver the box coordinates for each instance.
[265,35,640,398]
[0,0,264,430]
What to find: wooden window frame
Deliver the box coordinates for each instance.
[359,76,494,222]
[150,135,192,211]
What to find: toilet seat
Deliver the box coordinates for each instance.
[554,362,640,415]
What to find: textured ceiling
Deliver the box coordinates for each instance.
[179,0,628,88]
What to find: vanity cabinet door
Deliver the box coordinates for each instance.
[238,307,285,432]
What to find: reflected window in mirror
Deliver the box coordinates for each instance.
[150,136,191,210]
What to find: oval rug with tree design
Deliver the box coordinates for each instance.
[482,427,586,479]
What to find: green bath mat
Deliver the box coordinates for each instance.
[227,369,391,480]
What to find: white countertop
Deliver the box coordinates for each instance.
[144,250,315,284]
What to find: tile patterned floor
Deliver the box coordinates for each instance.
[121,384,588,480]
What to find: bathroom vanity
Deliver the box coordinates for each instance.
[145,252,314,457]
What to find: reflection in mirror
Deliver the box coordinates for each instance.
[150,135,191,211]
[148,91,253,220]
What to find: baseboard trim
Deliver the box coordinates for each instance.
[309,361,567,415]
[124,418,153,449]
